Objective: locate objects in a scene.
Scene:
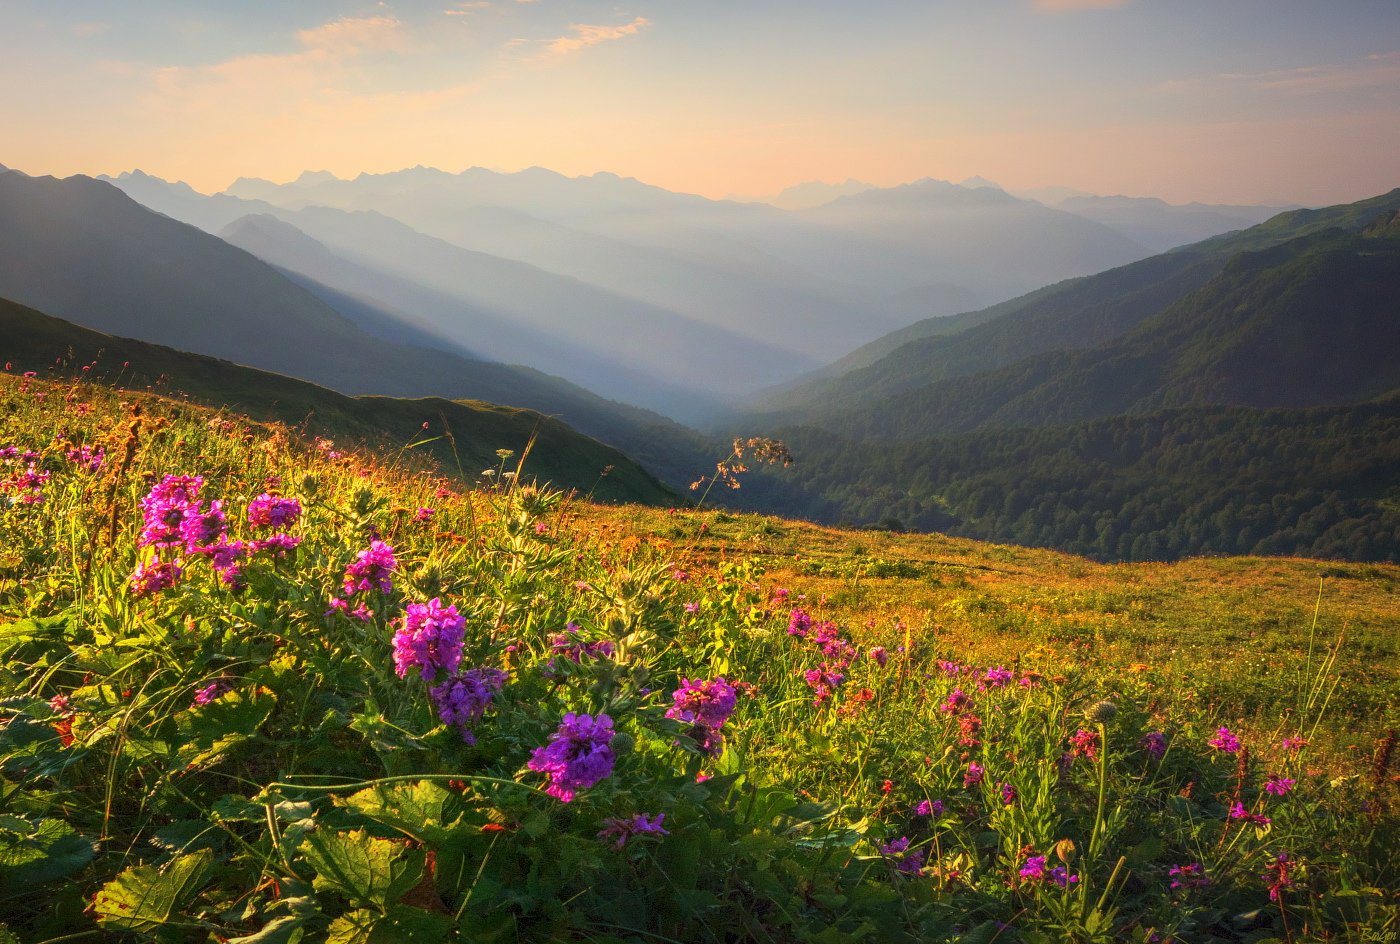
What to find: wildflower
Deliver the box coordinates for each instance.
[1049,865,1080,888]
[394,598,466,682]
[65,444,105,472]
[1264,773,1296,797]
[941,688,972,714]
[666,677,738,731]
[1263,852,1294,901]
[527,713,617,802]
[1140,731,1168,759]
[129,559,182,596]
[1019,855,1048,881]
[247,494,302,530]
[203,539,249,588]
[958,713,982,746]
[1168,862,1211,890]
[414,507,435,522]
[1000,782,1017,806]
[180,500,228,552]
[253,534,301,556]
[138,475,204,547]
[325,596,349,616]
[879,837,926,874]
[870,646,889,667]
[49,694,74,718]
[916,799,943,817]
[965,762,985,787]
[431,666,508,743]
[683,602,700,613]
[803,665,845,705]
[1229,802,1272,826]
[192,680,230,707]
[983,666,1014,688]
[1209,726,1242,753]
[1069,728,1100,760]
[350,603,374,623]
[787,608,812,637]
[597,813,668,849]
[343,540,397,595]
[1280,736,1309,752]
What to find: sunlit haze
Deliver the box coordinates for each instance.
[4,0,1399,204]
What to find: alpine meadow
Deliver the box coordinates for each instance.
[1,3,1397,943]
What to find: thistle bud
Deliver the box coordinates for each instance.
[1085,700,1118,724]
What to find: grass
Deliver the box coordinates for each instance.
[0,371,1396,943]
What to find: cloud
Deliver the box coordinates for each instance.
[1031,0,1132,10]
[444,2,492,15]
[295,15,405,53]
[545,17,650,56]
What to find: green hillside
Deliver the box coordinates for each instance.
[1,296,675,505]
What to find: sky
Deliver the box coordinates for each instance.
[3,0,1399,206]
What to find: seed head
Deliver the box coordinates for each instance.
[1084,700,1118,724]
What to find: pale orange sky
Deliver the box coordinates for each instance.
[3,1,1398,205]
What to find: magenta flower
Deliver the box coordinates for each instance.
[1229,802,1271,826]
[1069,728,1100,760]
[430,666,508,743]
[597,813,668,849]
[192,680,230,707]
[982,666,1014,688]
[941,688,972,714]
[138,475,204,547]
[869,646,888,667]
[253,533,301,556]
[1019,855,1048,881]
[1264,774,1297,797]
[1140,731,1168,759]
[879,837,926,874]
[1168,862,1210,890]
[965,762,985,787]
[129,559,182,596]
[549,624,614,663]
[1280,736,1309,752]
[1049,866,1080,888]
[916,798,942,817]
[343,540,397,595]
[180,500,228,552]
[527,713,617,803]
[1209,726,1242,753]
[666,677,738,730]
[394,598,466,682]
[787,608,812,637]
[1000,782,1016,805]
[1264,852,1294,901]
[247,494,302,530]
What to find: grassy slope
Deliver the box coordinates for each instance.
[1,296,675,505]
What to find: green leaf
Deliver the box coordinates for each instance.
[0,817,95,886]
[343,780,456,844]
[325,906,452,944]
[172,690,274,769]
[227,892,320,944]
[93,849,214,932]
[302,828,424,910]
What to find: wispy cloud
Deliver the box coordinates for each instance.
[545,17,650,56]
[295,15,405,54]
[444,2,492,16]
[1163,52,1400,97]
[1031,0,1132,10]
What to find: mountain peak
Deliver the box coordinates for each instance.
[958,175,1003,191]
[292,170,339,186]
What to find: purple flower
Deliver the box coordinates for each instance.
[430,666,507,743]
[964,762,984,787]
[1229,802,1271,825]
[597,813,668,848]
[247,494,302,530]
[139,475,204,547]
[1049,866,1080,888]
[253,533,301,556]
[202,539,249,588]
[65,445,105,472]
[343,540,397,595]
[937,660,964,676]
[787,608,812,637]
[683,602,700,613]
[1280,736,1309,752]
[1168,862,1210,890]
[394,598,466,682]
[527,713,617,802]
[180,500,228,552]
[869,646,888,667]
[1019,855,1047,881]
[666,677,738,731]
[1264,774,1296,797]
[941,688,972,714]
[192,680,230,707]
[915,799,942,817]
[983,666,1014,688]
[129,559,182,596]
[1263,852,1294,901]
[1140,731,1167,759]
[1209,726,1242,753]
[879,837,925,875]
[1000,782,1016,806]
[803,665,845,705]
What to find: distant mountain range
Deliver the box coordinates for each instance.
[0,170,709,487]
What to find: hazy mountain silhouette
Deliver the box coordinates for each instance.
[763,179,875,210]
[1055,194,1291,251]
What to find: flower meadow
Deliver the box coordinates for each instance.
[0,373,1396,943]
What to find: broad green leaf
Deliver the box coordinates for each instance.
[302,828,424,909]
[93,849,214,932]
[0,817,95,886]
[172,690,274,769]
[343,780,456,844]
[227,892,320,944]
[326,906,453,944]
